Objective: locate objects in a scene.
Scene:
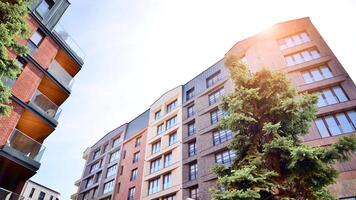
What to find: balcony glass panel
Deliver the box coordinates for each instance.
[0,187,24,200]
[29,90,62,120]
[48,60,74,90]
[53,24,85,62]
[5,129,46,162]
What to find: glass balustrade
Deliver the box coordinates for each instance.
[29,90,62,121]
[4,129,46,162]
[47,60,74,90]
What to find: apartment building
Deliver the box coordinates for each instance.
[113,110,150,200]
[74,17,355,200]
[20,180,60,200]
[76,125,127,200]
[141,86,184,200]
[0,0,84,197]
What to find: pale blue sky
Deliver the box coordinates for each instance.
[31,0,356,199]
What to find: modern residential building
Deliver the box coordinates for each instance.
[76,125,127,200]
[20,180,60,200]
[74,17,356,200]
[113,110,150,200]
[71,147,91,200]
[141,86,184,200]
[0,0,84,197]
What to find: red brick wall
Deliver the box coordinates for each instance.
[0,103,25,146]
[113,129,147,200]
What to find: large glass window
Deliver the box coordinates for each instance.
[187,105,195,118]
[148,178,160,194]
[316,86,348,107]
[188,122,196,136]
[151,141,161,154]
[215,150,237,165]
[36,0,54,17]
[93,149,100,160]
[38,192,46,200]
[164,152,172,167]
[163,194,177,200]
[213,129,233,145]
[209,87,225,105]
[28,30,45,55]
[112,137,120,147]
[285,49,320,66]
[188,141,197,157]
[206,71,222,88]
[166,116,177,129]
[210,110,227,124]
[157,123,165,134]
[315,111,356,137]
[135,137,142,147]
[186,88,195,101]
[302,65,333,84]
[278,32,311,50]
[169,132,178,145]
[167,100,177,113]
[90,161,101,173]
[86,176,94,188]
[133,151,139,163]
[155,110,162,120]
[130,168,138,181]
[189,186,199,200]
[128,187,136,200]
[150,158,161,173]
[103,180,114,194]
[163,173,172,189]
[189,162,198,180]
[109,150,120,163]
[106,164,117,178]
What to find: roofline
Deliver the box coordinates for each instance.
[150,85,183,107]
[27,180,61,195]
[90,123,128,148]
[127,109,150,124]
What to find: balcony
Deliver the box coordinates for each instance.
[0,187,24,200]
[28,90,62,122]
[53,24,85,64]
[4,129,46,163]
[48,59,75,91]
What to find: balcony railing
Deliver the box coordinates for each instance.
[29,90,62,121]
[0,187,24,200]
[48,60,75,90]
[53,24,85,63]
[5,129,46,162]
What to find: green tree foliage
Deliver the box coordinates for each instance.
[210,55,356,200]
[0,0,30,116]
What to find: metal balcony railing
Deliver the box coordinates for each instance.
[5,129,46,162]
[48,59,75,90]
[29,90,62,121]
[53,24,85,63]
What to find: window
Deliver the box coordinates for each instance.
[150,158,161,173]
[285,49,320,66]
[210,110,227,124]
[188,122,196,136]
[187,105,195,118]
[36,0,54,17]
[189,162,198,180]
[128,187,136,200]
[155,110,162,120]
[90,161,101,173]
[278,32,311,50]
[164,152,172,167]
[207,71,222,88]
[213,129,233,145]
[103,180,115,194]
[86,176,94,188]
[93,149,100,160]
[152,141,161,154]
[38,191,46,200]
[188,141,197,157]
[315,110,356,138]
[163,194,177,200]
[120,165,124,175]
[83,192,89,200]
[92,187,98,198]
[130,168,138,181]
[109,150,120,163]
[167,100,177,113]
[133,151,140,163]
[169,132,177,145]
[166,116,177,129]
[123,150,126,159]
[163,173,172,189]
[302,65,333,84]
[215,150,237,165]
[106,164,117,178]
[157,123,165,134]
[28,30,45,54]
[102,144,108,154]
[316,86,348,107]
[209,87,225,105]
[135,137,142,147]
[186,88,195,101]
[29,188,35,198]
[112,137,121,147]
[50,196,53,200]
[148,178,160,194]
[95,171,102,183]
[189,186,199,200]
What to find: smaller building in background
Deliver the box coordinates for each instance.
[20,180,60,200]
[71,147,91,200]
